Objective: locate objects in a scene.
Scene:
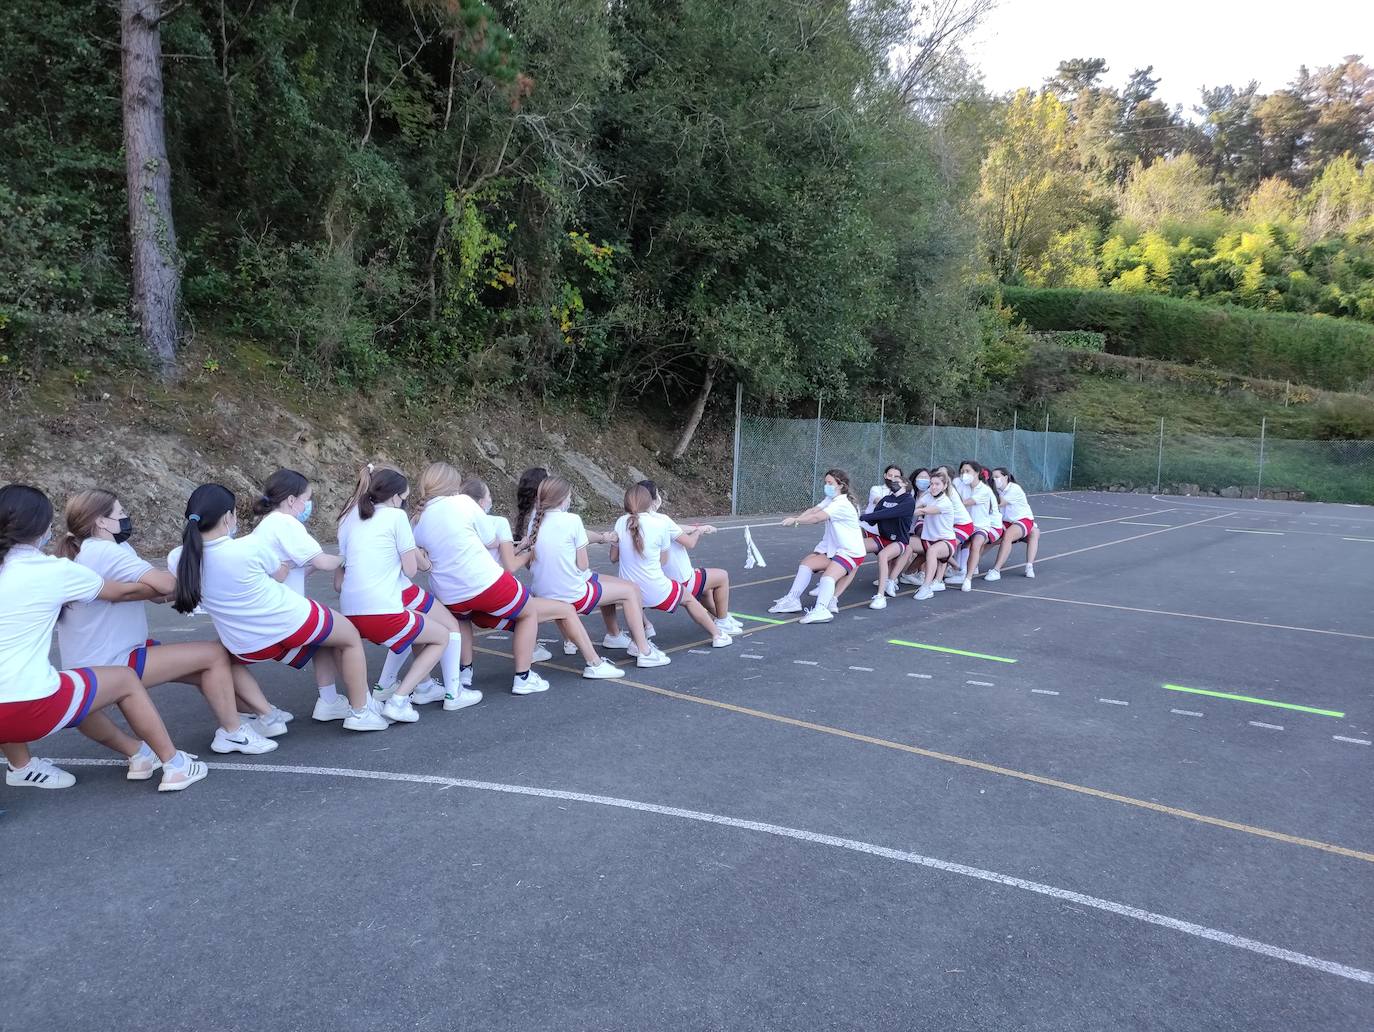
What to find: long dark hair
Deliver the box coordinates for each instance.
[515,466,549,538]
[252,468,309,517]
[340,464,408,521]
[623,483,654,557]
[0,484,53,565]
[174,484,236,614]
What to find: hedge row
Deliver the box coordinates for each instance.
[999,287,1374,391]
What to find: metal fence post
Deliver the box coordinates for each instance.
[973,407,980,462]
[730,382,743,515]
[1257,417,1267,498]
[1011,409,1018,473]
[928,404,936,467]
[1068,417,1077,490]
[1041,411,1050,491]
[811,398,823,501]
[877,396,885,474]
[1155,417,1164,493]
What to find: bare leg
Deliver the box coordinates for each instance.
[1026,524,1040,565]
[599,577,651,653]
[992,525,1024,572]
[231,666,272,717]
[681,594,723,639]
[138,642,243,732]
[315,611,370,709]
[86,666,178,763]
[76,710,142,757]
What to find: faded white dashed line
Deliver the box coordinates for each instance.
[1225,529,1283,536]
[1249,720,1285,731]
[966,680,995,687]
[1333,735,1371,746]
[1171,709,1204,717]
[849,665,875,672]
[1099,698,1129,706]
[688,649,711,656]
[793,660,819,667]
[741,654,764,660]
[906,672,932,680]
[1031,689,1059,696]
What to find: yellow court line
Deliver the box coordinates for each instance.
[504,652,1374,866]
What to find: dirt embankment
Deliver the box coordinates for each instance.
[0,349,731,553]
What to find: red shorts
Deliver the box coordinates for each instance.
[687,568,707,599]
[953,522,975,544]
[444,571,530,630]
[922,538,957,558]
[648,579,685,613]
[970,525,1004,545]
[126,638,162,677]
[401,584,435,613]
[571,573,604,615]
[1004,517,1035,538]
[347,610,425,654]
[828,553,863,574]
[233,600,334,669]
[0,669,99,744]
[865,532,906,553]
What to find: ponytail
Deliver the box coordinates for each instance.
[412,462,464,525]
[341,463,408,522]
[0,484,53,566]
[253,469,309,517]
[623,483,653,557]
[515,467,549,540]
[58,489,119,560]
[531,476,572,548]
[174,484,235,614]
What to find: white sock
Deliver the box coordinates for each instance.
[318,682,339,703]
[814,576,836,609]
[787,566,812,599]
[439,633,464,690]
[131,742,155,763]
[379,648,408,688]
[166,750,188,772]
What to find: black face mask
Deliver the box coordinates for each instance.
[112,516,133,544]
[884,478,901,492]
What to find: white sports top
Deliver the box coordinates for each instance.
[815,494,864,559]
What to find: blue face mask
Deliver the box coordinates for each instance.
[916,477,931,491]
[297,500,314,524]
[823,483,838,499]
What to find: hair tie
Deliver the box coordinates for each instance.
[366,463,375,472]
[187,514,201,523]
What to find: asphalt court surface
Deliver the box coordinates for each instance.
[2,490,1371,1031]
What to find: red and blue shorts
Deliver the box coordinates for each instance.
[571,573,605,615]
[125,639,162,677]
[347,610,425,654]
[970,524,1004,545]
[233,600,334,670]
[401,584,435,613]
[922,537,957,558]
[445,571,530,631]
[0,668,99,743]
[953,522,976,544]
[687,568,708,599]
[865,531,905,553]
[827,552,863,574]
[647,579,685,614]
[1004,517,1035,538]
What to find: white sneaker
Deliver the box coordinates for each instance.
[382,695,420,723]
[769,596,802,614]
[898,573,922,586]
[365,695,395,723]
[443,687,483,711]
[931,581,946,592]
[945,573,965,586]
[584,659,626,679]
[885,580,898,597]
[270,707,295,724]
[411,679,447,705]
[868,594,887,610]
[914,585,935,601]
[157,753,209,792]
[1025,564,1036,578]
[985,569,1001,582]
[961,578,972,592]
[126,748,161,781]
[635,647,671,668]
[512,671,551,695]
[643,621,657,638]
[371,681,397,701]
[799,606,833,625]
[808,585,820,597]
[212,724,278,755]
[712,633,733,648]
[716,616,744,634]
[563,640,580,656]
[243,711,288,738]
[602,632,632,650]
[6,758,76,789]
[343,707,389,732]
[827,598,839,614]
[461,666,474,688]
[311,696,352,722]
[532,644,553,662]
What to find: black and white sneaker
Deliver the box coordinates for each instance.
[5,757,76,789]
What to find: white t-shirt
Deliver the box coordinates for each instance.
[861,485,886,533]
[614,512,677,605]
[659,515,696,583]
[1000,482,1035,523]
[528,510,594,602]
[413,494,503,605]
[960,480,1000,532]
[921,493,956,541]
[338,506,416,616]
[815,495,864,559]
[252,510,325,596]
[57,540,155,668]
[944,484,971,524]
[0,548,104,702]
[168,535,314,655]
[475,513,514,565]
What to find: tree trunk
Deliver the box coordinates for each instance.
[122,0,181,377]
[671,361,717,461]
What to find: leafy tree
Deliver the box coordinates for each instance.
[1118,153,1220,228]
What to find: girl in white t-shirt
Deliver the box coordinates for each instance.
[913,471,959,600]
[526,477,670,668]
[250,469,348,722]
[985,467,1039,581]
[769,468,865,625]
[336,465,472,723]
[412,464,623,693]
[173,483,386,732]
[55,489,278,758]
[0,484,207,793]
[948,461,1003,591]
[896,467,932,585]
[637,480,741,637]
[612,484,731,646]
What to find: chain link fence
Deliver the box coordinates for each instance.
[729,392,1374,514]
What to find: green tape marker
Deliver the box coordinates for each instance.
[1164,684,1344,718]
[730,612,790,626]
[888,640,1017,664]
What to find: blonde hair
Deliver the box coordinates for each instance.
[57,489,118,560]
[411,462,465,524]
[530,476,572,549]
[623,483,654,557]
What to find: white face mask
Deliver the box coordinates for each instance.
[960,471,976,485]
[994,476,1008,489]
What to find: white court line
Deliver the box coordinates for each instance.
[906,672,932,680]
[1038,515,1072,520]
[1171,709,1203,717]
[1249,721,1285,731]
[688,649,711,656]
[1031,689,1059,696]
[966,680,995,687]
[50,757,1374,986]
[1334,736,1371,746]
[1040,507,1177,535]
[1225,529,1284,536]
[1342,537,1374,543]
[1099,698,1129,706]
[741,654,764,660]
[793,660,819,666]
[1116,521,1172,527]
[849,665,875,672]
[1147,496,1374,524]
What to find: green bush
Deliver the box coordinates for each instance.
[1001,286,1374,390]
[1030,329,1106,352]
